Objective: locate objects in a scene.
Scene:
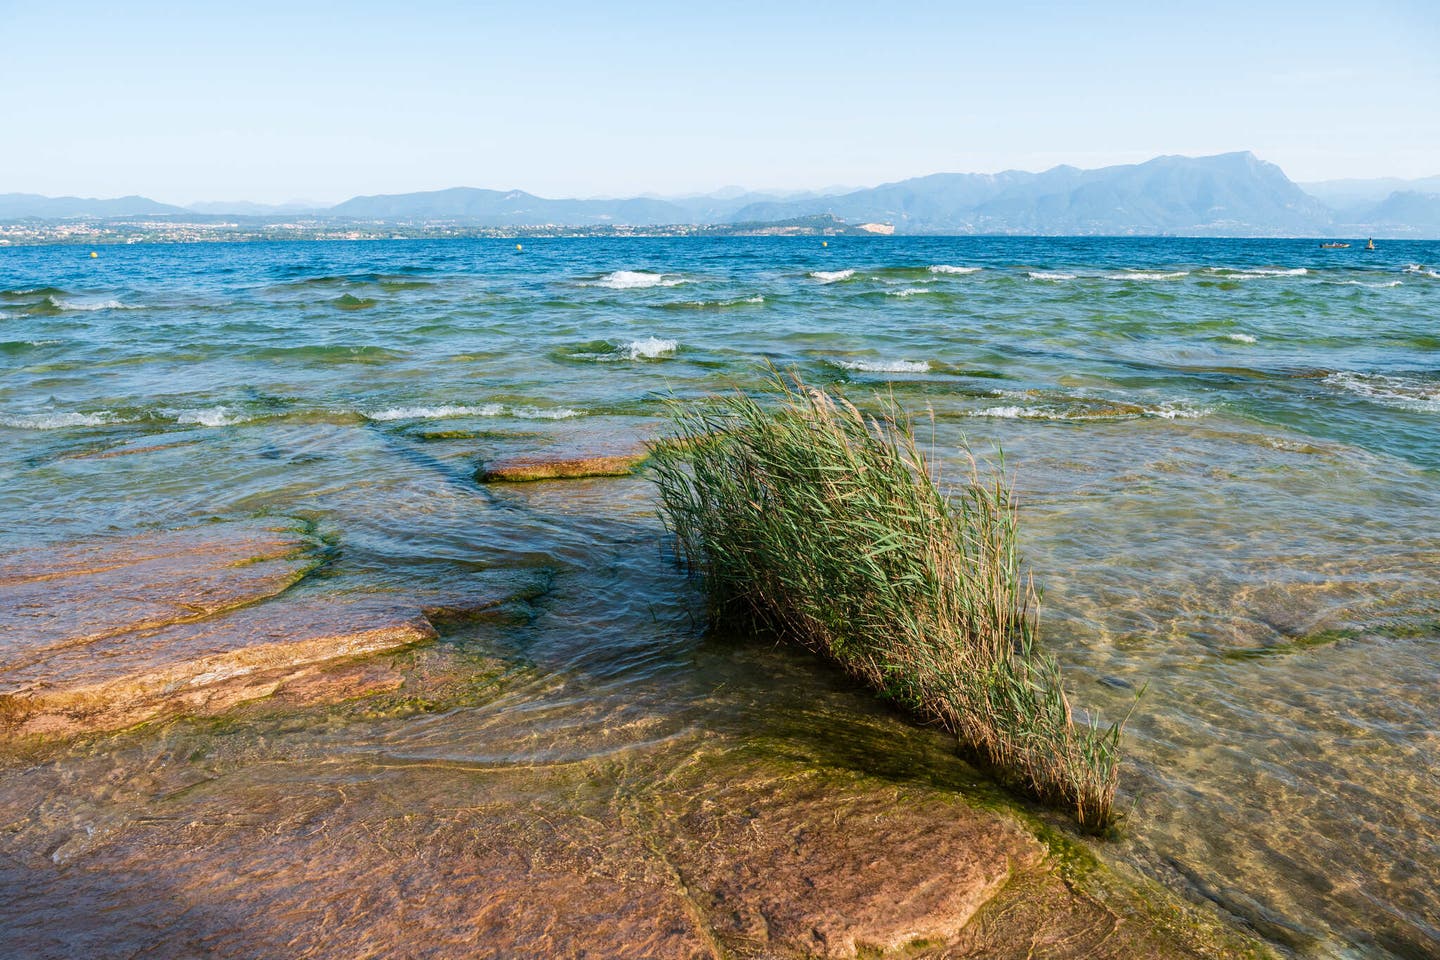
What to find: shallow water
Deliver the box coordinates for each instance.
[2,237,1438,957]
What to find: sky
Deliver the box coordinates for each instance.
[2,1,1437,205]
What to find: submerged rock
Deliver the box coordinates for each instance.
[0,520,436,738]
[0,737,1256,960]
[478,449,648,482]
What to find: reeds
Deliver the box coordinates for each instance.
[649,372,1125,831]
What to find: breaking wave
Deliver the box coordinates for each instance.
[1106,271,1189,281]
[971,394,1212,421]
[1324,372,1439,413]
[587,271,686,289]
[625,337,678,359]
[1330,280,1403,288]
[833,358,931,374]
[0,411,120,430]
[51,297,140,312]
[557,337,680,362]
[1207,267,1308,279]
[809,269,856,283]
[928,265,982,275]
[175,406,250,427]
[365,403,581,421]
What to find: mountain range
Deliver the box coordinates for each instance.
[4,153,1437,236]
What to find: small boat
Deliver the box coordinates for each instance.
[1320,242,1350,249]
[1366,238,1377,251]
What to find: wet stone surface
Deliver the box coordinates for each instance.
[0,521,437,738]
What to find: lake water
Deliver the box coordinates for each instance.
[2,236,1437,957]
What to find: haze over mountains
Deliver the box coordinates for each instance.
[4,153,1438,236]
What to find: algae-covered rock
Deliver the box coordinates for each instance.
[478,450,648,482]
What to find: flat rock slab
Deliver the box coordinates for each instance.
[479,447,649,482]
[0,521,438,739]
[651,753,1038,956]
[0,520,319,660]
[0,744,1238,960]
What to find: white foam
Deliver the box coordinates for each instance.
[1027,271,1076,281]
[366,403,580,422]
[53,297,130,311]
[886,287,931,298]
[809,269,855,283]
[834,359,931,374]
[1223,333,1258,344]
[972,405,1045,419]
[928,264,981,275]
[365,404,505,421]
[1333,279,1403,288]
[588,270,685,289]
[1402,264,1439,278]
[1211,267,1308,279]
[1148,402,1212,420]
[176,406,247,427]
[970,399,1211,421]
[625,337,678,360]
[509,405,582,420]
[1324,372,1440,413]
[0,411,118,429]
[1107,271,1189,281]
[677,295,764,307]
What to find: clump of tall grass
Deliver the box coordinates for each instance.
[649,372,1126,832]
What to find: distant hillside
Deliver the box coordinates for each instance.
[0,193,189,219]
[731,153,1333,235]
[6,155,1440,236]
[328,186,848,226]
[1339,190,1440,237]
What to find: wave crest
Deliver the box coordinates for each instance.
[1324,372,1439,413]
[365,403,580,422]
[833,358,931,374]
[587,271,686,289]
[0,411,119,429]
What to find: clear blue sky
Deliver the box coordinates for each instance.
[2,0,1436,204]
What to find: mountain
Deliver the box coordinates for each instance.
[332,186,863,226]
[1300,175,1440,209]
[0,193,189,219]
[730,153,1333,235]
[1339,190,1440,237]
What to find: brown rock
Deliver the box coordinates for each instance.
[0,520,317,659]
[0,742,1248,960]
[0,521,437,739]
[479,450,649,482]
[650,754,1038,957]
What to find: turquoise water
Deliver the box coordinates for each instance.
[2,237,1438,957]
